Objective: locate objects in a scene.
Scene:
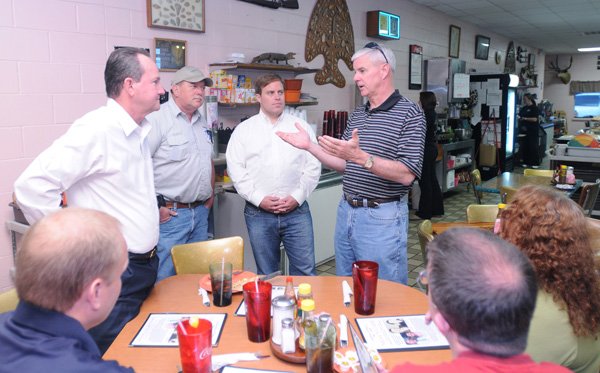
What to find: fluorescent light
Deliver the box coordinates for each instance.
[577,47,600,52]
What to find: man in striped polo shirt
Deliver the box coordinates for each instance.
[278,42,425,284]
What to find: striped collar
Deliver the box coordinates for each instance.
[365,89,401,113]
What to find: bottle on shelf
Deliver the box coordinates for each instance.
[298,299,316,351]
[494,203,506,234]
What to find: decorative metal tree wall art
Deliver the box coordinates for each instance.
[305,0,354,88]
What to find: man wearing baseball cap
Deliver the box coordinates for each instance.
[146,66,216,282]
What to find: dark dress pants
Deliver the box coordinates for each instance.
[88,254,158,354]
[523,124,540,166]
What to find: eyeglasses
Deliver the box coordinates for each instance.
[417,270,429,292]
[364,42,389,64]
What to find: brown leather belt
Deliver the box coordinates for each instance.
[129,247,157,261]
[165,200,204,209]
[345,195,401,208]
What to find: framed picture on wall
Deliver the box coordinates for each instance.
[528,53,536,68]
[449,25,460,58]
[409,44,423,90]
[154,38,187,71]
[475,35,490,60]
[147,0,205,33]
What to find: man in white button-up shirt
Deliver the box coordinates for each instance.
[13,48,165,353]
[226,74,321,275]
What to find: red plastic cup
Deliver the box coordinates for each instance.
[177,318,212,373]
[352,261,379,315]
[242,281,272,342]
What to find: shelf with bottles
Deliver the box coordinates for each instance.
[209,62,319,107]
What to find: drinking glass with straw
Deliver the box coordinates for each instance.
[209,260,232,307]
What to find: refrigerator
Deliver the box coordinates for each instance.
[469,73,519,178]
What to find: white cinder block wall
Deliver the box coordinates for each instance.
[0,0,543,291]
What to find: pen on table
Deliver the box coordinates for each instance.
[342,280,353,307]
[198,287,210,307]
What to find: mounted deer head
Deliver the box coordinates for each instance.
[548,56,573,84]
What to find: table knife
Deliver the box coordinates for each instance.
[342,280,353,307]
[339,314,349,347]
[259,270,282,281]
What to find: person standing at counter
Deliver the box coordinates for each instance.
[0,209,133,372]
[146,66,215,282]
[13,47,164,353]
[278,42,425,284]
[518,93,541,168]
[416,91,444,220]
[226,74,321,275]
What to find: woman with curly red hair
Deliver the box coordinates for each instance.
[499,185,600,373]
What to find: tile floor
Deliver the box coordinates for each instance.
[314,163,543,291]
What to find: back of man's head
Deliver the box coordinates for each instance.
[14,208,124,313]
[427,228,537,357]
[104,47,150,98]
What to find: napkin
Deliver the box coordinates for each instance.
[342,280,353,307]
[211,352,267,371]
[339,314,349,347]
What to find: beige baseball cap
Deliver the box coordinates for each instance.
[171,66,213,87]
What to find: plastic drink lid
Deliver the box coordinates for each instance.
[301,299,315,311]
[298,283,312,295]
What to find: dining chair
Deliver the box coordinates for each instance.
[171,236,244,275]
[578,180,600,217]
[0,288,19,313]
[499,185,518,203]
[470,169,483,204]
[417,220,434,266]
[523,168,554,177]
[466,204,499,223]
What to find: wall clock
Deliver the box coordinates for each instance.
[495,51,501,64]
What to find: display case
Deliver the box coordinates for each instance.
[438,139,475,192]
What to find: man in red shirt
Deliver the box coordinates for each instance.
[389,228,569,373]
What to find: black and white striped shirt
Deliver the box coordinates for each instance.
[342,90,425,199]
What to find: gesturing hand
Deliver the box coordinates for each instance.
[276,123,311,150]
[319,128,361,163]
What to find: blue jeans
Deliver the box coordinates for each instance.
[88,254,158,354]
[334,196,409,284]
[156,204,210,282]
[244,201,316,276]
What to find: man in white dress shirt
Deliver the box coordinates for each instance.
[13,47,165,353]
[226,74,321,275]
[146,66,215,282]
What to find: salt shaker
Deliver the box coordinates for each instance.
[271,296,296,345]
[281,318,296,353]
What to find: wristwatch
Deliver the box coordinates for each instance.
[364,155,374,170]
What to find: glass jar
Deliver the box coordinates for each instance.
[305,313,336,373]
[281,318,296,354]
[271,296,295,345]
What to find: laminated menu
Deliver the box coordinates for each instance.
[129,313,226,347]
[355,315,450,352]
